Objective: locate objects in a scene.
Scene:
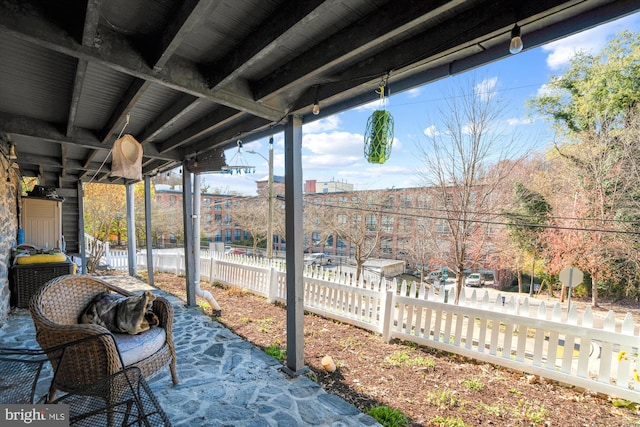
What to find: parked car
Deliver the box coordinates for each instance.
[304,253,332,266]
[481,273,495,287]
[465,273,483,287]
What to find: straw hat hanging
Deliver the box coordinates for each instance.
[111,134,143,181]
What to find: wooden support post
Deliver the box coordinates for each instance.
[284,115,305,375]
[182,167,196,306]
[144,176,154,285]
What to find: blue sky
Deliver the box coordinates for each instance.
[201,12,640,196]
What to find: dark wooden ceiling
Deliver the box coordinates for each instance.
[1,0,638,189]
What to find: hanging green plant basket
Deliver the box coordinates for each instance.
[364,109,394,164]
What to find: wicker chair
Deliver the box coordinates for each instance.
[29,274,178,400]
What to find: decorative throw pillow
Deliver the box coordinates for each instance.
[79,291,159,335]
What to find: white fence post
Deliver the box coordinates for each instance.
[382,290,394,343]
[267,267,278,303]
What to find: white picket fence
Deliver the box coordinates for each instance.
[107,248,640,403]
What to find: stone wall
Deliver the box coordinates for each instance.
[0,162,19,324]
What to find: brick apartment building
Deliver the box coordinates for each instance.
[154,179,497,272]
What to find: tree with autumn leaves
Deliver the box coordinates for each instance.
[528,31,640,306]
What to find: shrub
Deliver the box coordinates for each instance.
[367,405,409,427]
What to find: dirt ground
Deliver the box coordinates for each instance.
[125,271,640,426]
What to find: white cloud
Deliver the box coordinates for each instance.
[507,117,534,126]
[542,13,638,70]
[301,131,364,169]
[406,88,422,98]
[475,77,498,102]
[423,125,439,138]
[535,83,557,98]
[303,116,341,133]
[353,100,380,112]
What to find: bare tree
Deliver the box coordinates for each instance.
[227,197,267,253]
[304,199,338,253]
[325,191,385,281]
[418,75,522,303]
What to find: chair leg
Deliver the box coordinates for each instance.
[170,358,179,385]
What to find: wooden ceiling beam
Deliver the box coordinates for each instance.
[145,0,222,70]
[324,0,563,89]
[137,95,204,145]
[157,106,243,154]
[203,0,327,90]
[186,115,273,156]
[0,2,285,121]
[0,112,180,162]
[252,0,464,100]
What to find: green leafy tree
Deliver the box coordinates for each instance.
[504,182,551,293]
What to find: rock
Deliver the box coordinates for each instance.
[322,355,337,372]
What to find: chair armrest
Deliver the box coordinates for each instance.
[151,297,173,330]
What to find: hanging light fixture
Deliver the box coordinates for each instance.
[509,24,523,54]
[312,85,320,115]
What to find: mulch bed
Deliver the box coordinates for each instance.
[113,271,640,426]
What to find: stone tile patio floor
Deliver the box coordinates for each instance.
[0,275,380,427]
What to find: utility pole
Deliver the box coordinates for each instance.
[248,136,274,259]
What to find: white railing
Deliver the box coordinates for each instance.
[109,249,640,403]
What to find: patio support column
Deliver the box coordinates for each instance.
[78,181,87,274]
[182,167,196,306]
[144,176,154,286]
[193,173,201,286]
[126,183,137,277]
[284,114,305,374]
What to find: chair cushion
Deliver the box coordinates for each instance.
[113,327,166,367]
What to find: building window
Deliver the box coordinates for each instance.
[337,237,346,249]
[214,231,221,242]
[326,235,333,246]
[225,199,231,209]
[215,200,222,210]
[312,232,321,245]
[399,217,412,233]
[169,195,177,206]
[383,195,394,209]
[382,215,394,233]
[204,214,212,224]
[215,214,222,222]
[203,198,211,205]
[436,219,448,234]
[400,195,412,208]
[234,229,241,241]
[417,194,430,209]
[224,214,232,225]
[366,215,377,231]
[225,230,232,242]
[381,238,392,255]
